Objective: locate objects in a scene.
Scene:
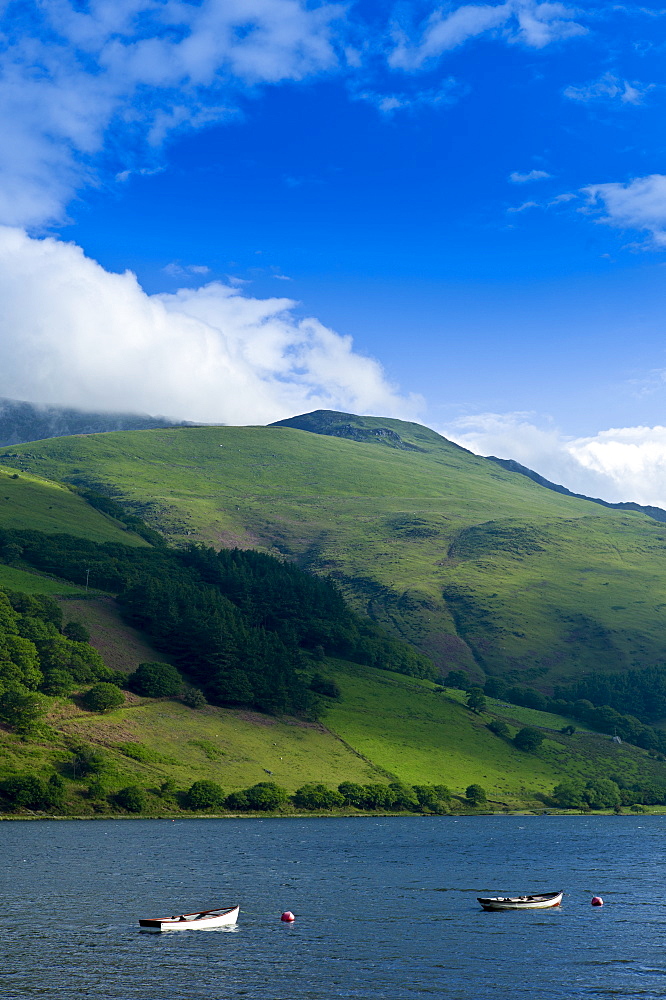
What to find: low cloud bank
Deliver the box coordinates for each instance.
[446,412,666,509]
[0,227,420,425]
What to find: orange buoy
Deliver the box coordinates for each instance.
[281,911,295,922]
[591,896,604,906]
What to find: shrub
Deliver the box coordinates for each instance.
[86,778,108,801]
[444,670,469,689]
[115,786,146,813]
[182,686,207,709]
[185,779,225,811]
[488,719,510,739]
[0,772,64,811]
[0,687,47,736]
[81,682,125,713]
[338,781,366,807]
[362,783,397,809]
[0,773,47,810]
[466,687,486,714]
[414,784,451,813]
[70,743,108,779]
[293,783,344,810]
[514,727,544,752]
[465,784,487,806]
[158,779,177,800]
[63,621,90,643]
[389,782,420,811]
[129,662,183,698]
[244,782,289,811]
[225,789,250,811]
[552,779,584,809]
[310,674,342,699]
[484,676,508,698]
[41,669,74,696]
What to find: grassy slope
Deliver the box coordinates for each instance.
[0,583,661,810]
[0,564,87,595]
[324,663,662,804]
[1,657,662,811]
[56,597,170,672]
[3,422,666,686]
[0,463,147,545]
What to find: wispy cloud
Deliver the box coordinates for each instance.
[0,0,346,228]
[163,262,211,278]
[0,227,422,425]
[507,200,540,213]
[582,174,666,247]
[355,80,463,114]
[389,1,587,72]
[564,72,652,106]
[509,169,552,183]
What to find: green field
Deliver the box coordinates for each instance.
[1,652,662,814]
[3,415,666,687]
[0,564,87,595]
[0,463,147,545]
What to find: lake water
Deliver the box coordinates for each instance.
[1,815,665,999]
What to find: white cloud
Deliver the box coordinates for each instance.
[0,226,421,425]
[0,0,345,228]
[564,72,652,105]
[356,81,462,114]
[507,200,540,212]
[583,174,666,247]
[163,262,211,278]
[389,1,586,71]
[445,411,666,508]
[509,169,552,183]
[0,1,594,227]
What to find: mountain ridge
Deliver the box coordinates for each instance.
[2,410,665,689]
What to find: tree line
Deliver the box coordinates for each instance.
[0,527,435,720]
[0,767,492,815]
[445,669,666,758]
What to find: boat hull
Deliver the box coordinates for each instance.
[139,904,240,931]
[477,891,563,911]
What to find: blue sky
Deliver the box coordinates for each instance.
[3,1,666,503]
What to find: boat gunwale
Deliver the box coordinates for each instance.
[139,904,239,927]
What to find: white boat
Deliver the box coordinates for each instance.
[139,904,240,931]
[477,891,563,911]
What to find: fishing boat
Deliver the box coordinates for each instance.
[477,891,563,911]
[139,904,240,931]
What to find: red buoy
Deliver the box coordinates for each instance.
[281,911,295,922]
[591,896,604,906]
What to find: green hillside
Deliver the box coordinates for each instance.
[1,645,663,814]
[0,463,147,546]
[3,414,666,689]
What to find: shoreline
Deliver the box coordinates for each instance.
[0,807,662,821]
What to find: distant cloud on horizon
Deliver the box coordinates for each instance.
[446,411,666,509]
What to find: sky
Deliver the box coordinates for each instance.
[4,1,666,504]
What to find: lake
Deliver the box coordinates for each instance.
[1,815,665,998]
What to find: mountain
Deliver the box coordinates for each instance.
[486,454,666,523]
[2,409,666,812]
[3,410,666,691]
[0,396,189,446]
